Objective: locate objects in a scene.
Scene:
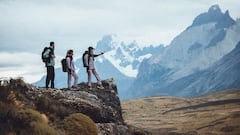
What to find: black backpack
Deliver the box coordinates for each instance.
[82,51,89,67]
[41,47,52,63]
[61,58,68,72]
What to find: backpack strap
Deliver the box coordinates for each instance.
[83,51,90,67]
[48,47,54,56]
[66,56,72,69]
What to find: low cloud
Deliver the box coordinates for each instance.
[0,52,41,66]
[0,51,73,83]
[0,52,46,83]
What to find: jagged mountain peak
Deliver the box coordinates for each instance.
[208,4,221,13]
[123,40,140,52]
[95,35,116,51]
[128,5,240,99]
[96,34,140,52]
[94,34,161,77]
[189,4,235,29]
[35,34,164,100]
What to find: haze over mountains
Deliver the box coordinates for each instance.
[36,5,240,100]
[128,5,240,98]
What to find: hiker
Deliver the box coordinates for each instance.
[66,49,78,89]
[43,41,55,89]
[85,46,105,90]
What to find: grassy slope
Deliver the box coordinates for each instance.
[122,89,240,135]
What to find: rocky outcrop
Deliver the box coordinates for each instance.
[0,78,149,135]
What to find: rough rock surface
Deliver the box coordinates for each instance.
[1,78,149,135]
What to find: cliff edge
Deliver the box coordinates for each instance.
[0,78,149,135]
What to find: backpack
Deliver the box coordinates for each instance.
[41,47,51,63]
[61,58,68,72]
[82,51,89,67]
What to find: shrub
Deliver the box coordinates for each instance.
[0,104,58,135]
[0,80,59,135]
[12,109,58,135]
[35,95,70,119]
[0,101,17,134]
[0,86,24,109]
[0,101,17,121]
[63,113,98,135]
[36,96,51,111]
[0,86,10,101]
[28,121,58,135]
[13,109,47,125]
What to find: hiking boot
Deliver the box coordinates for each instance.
[97,85,104,90]
[72,86,78,89]
[88,86,92,90]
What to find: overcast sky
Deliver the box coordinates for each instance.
[0,0,239,83]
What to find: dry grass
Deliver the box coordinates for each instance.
[122,89,240,135]
[63,113,98,135]
[0,79,99,135]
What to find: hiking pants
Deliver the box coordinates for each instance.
[87,69,102,87]
[46,66,55,88]
[68,70,78,88]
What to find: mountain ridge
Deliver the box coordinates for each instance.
[128,5,240,99]
[189,4,235,29]
[35,5,240,100]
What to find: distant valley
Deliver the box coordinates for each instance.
[122,89,240,135]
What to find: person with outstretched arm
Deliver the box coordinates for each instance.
[86,46,105,90]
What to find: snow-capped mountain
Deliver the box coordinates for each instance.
[35,5,239,100]
[95,35,164,77]
[35,35,164,100]
[128,5,240,98]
